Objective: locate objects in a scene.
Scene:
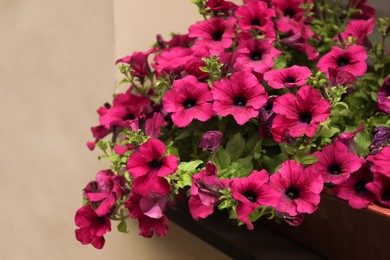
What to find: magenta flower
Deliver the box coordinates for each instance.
[205,0,238,16]
[377,76,390,115]
[189,163,227,220]
[333,163,375,209]
[263,65,312,89]
[272,0,307,21]
[199,131,223,152]
[258,95,278,138]
[236,0,274,32]
[334,125,364,154]
[271,86,330,142]
[162,75,213,127]
[212,71,268,125]
[115,48,157,79]
[327,67,357,88]
[366,172,390,208]
[309,141,363,185]
[125,192,169,238]
[127,138,178,196]
[75,205,111,249]
[368,146,390,178]
[269,160,323,217]
[153,47,193,76]
[230,170,277,230]
[341,18,375,48]
[84,170,126,216]
[189,17,236,54]
[317,45,367,77]
[351,0,375,20]
[235,38,281,73]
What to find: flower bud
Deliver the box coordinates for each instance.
[199,131,223,152]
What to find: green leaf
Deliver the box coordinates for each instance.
[355,130,371,156]
[175,129,193,140]
[320,126,340,138]
[273,55,287,70]
[235,156,253,177]
[300,155,318,165]
[212,147,231,170]
[117,220,128,233]
[178,160,203,173]
[226,133,245,161]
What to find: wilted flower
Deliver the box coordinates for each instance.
[199,131,223,152]
[369,126,390,154]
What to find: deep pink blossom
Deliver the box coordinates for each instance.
[219,51,240,77]
[212,71,268,125]
[367,146,390,178]
[328,67,357,88]
[317,46,367,77]
[127,138,178,195]
[84,170,126,216]
[235,38,281,73]
[230,170,277,230]
[258,96,278,138]
[144,112,167,138]
[366,172,390,208]
[269,160,323,217]
[309,141,363,185]
[341,18,375,47]
[205,0,238,16]
[351,0,375,20]
[162,75,213,127]
[199,131,223,152]
[272,0,308,21]
[334,125,364,154]
[125,192,169,237]
[236,0,274,32]
[189,163,227,220]
[377,76,390,115]
[87,104,112,150]
[189,17,236,54]
[263,65,312,89]
[115,48,157,79]
[75,205,111,249]
[153,47,193,76]
[333,163,375,209]
[271,86,330,142]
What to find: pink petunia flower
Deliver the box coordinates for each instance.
[258,95,278,138]
[125,191,169,238]
[189,163,227,220]
[351,0,375,20]
[162,75,213,127]
[205,0,238,16]
[189,17,236,55]
[317,45,368,77]
[115,48,157,79]
[271,86,330,142]
[84,170,126,216]
[230,170,278,230]
[127,138,178,196]
[341,18,375,48]
[235,38,282,73]
[334,125,364,154]
[199,131,223,152]
[367,146,390,178]
[263,65,312,89]
[269,160,323,217]
[212,71,268,125]
[333,163,375,209]
[366,172,390,208]
[271,0,308,21]
[152,47,194,76]
[377,76,390,115]
[236,0,274,32]
[75,205,111,249]
[327,67,357,89]
[309,141,363,185]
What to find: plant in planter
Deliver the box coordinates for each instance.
[75,0,390,250]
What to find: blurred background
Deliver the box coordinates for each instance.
[0,0,388,259]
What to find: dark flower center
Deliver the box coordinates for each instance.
[183,98,197,109]
[148,159,162,170]
[264,102,273,113]
[251,18,261,26]
[285,186,300,199]
[337,57,350,67]
[124,113,135,121]
[298,111,312,123]
[284,76,296,83]
[354,181,368,193]
[328,163,342,175]
[212,30,223,41]
[382,190,390,201]
[284,8,295,18]
[250,50,263,61]
[233,95,247,107]
[243,190,258,203]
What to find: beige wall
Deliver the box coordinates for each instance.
[0,0,227,259]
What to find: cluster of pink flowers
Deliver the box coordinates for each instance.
[75,0,390,249]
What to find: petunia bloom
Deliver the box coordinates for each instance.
[334,125,364,154]
[236,0,274,32]
[341,18,375,48]
[269,160,323,217]
[263,65,312,89]
[162,75,213,128]
[367,146,390,178]
[230,170,277,230]
[199,131,223,152]
[366,172,390,208]
[212,71,268,125]
[271,86,330,142]
[75,205,111,249]
[317,45,368,77]
[333,163,375,209]
[115,48,157,79]
[377,76,390,115]
[127,138,178,196]
[309,141,363,185]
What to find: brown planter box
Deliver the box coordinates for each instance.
[264,190,390,260]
